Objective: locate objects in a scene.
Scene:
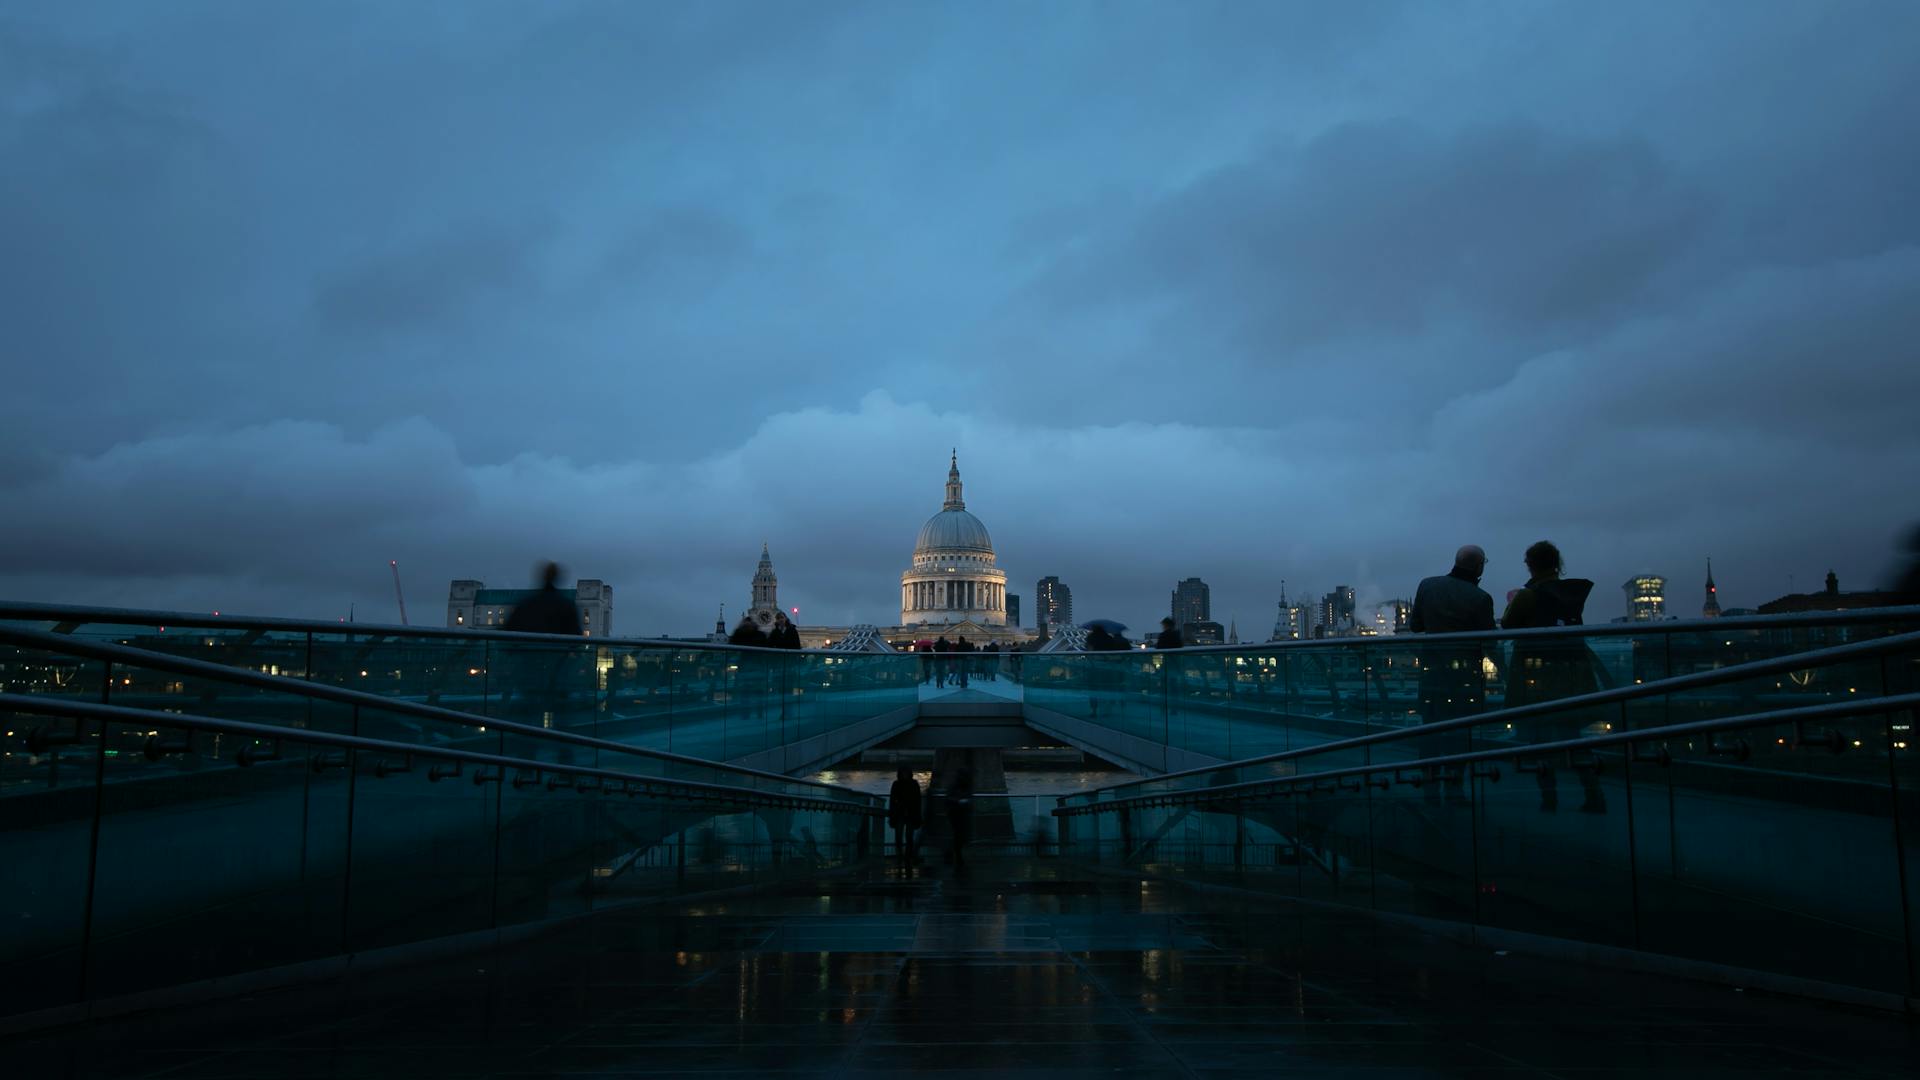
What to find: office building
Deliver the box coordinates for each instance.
[448,578,613,636]
[1171,577,1210,627]
[1036,576,1073,633]
[1622,574,1666,621]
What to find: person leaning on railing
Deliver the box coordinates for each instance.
[1500,540,1607,814]
[1410,545,1496,801]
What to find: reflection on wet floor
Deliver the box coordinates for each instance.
[8,859,1916,1078]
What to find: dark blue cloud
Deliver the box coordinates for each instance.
[2,1,1916,632]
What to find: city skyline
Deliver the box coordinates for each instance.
[2,3,1916,637]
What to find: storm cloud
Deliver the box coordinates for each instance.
[3,1,1916,635]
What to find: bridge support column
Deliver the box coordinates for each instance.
[926,748,1014,849]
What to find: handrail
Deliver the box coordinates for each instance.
[1025,604,1920,655]
[0,694,884,814]
[6,599,1918,655]
[0,625,864,795]
[1052,691,1920,816]
[1065,626,1920,801]
[0,600,828,654]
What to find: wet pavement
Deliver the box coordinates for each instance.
[8,858,1915,1078]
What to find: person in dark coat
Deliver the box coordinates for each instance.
[953,635,972,688]
[502,562,584,635]
[1153,617,1184,649]
[1501,540,1605,813]
[1410,546,1494,797]
[887,765,923,865]
[932,635,951,688]
[771,611,802,649]
[945,766,974,869]
[728,616,768,647]
[1411,545,1496,635]
[1085,626,1130,651]
[1891,524,1920,602]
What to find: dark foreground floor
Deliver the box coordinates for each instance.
[9,858,1916,1078]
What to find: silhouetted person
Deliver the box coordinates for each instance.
[1501,541,1604,813]
[1893,524,1920,602]
[1410,545,1495,801]
[771,611,802,649]
[1153,617,1184,649]
[933,635,952,688]
[503,562,583,635]
[954,635,972,688]
[888,765,923,865]
[1086,626,1130,651]
[728,616,768,647]
[945,766,974,869]
[1411,545,1496,634]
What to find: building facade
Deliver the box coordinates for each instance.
[741,454,1036,650]
[1315,585,1356,637]
[1373,599,1412,634]
[1035,576,1073,634]
[1171,577,1210,627]
[1184,620,1225,645]
[1622,574,1667,621]
[1757,571,1908,614]
[1271,600,1309,641]
[448,578,613,636]
[900,453,1009,627]
[1006,594,1020,628]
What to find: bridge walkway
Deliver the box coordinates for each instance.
[7,857,1914,1079]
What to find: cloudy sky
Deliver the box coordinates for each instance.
[4,1,1917,636]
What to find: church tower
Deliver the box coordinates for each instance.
[748,542,781,632]
[1702,558,1722,619]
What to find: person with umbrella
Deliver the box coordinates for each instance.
[1082,619,1131,651]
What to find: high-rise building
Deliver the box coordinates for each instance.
[1035,576,1073,633]
[1006,594,1020,627]
[448,578,613,636]
[1171,577,1210,627]
[1622,574,1666,621]
[1702,559,1722,619]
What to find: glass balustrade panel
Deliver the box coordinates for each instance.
[85,720,350,1000]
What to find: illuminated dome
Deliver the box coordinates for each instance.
[915,507,993,555]
[900,453,1007,626]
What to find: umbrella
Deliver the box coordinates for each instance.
[1080,619,1127,634]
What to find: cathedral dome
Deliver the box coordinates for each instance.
[915,508,993,555]
[901,453,1007,628]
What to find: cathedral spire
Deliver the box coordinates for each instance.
[943,450,966,511]
[1702,557,1722,618]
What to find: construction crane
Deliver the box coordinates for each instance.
[389,560,410,626]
